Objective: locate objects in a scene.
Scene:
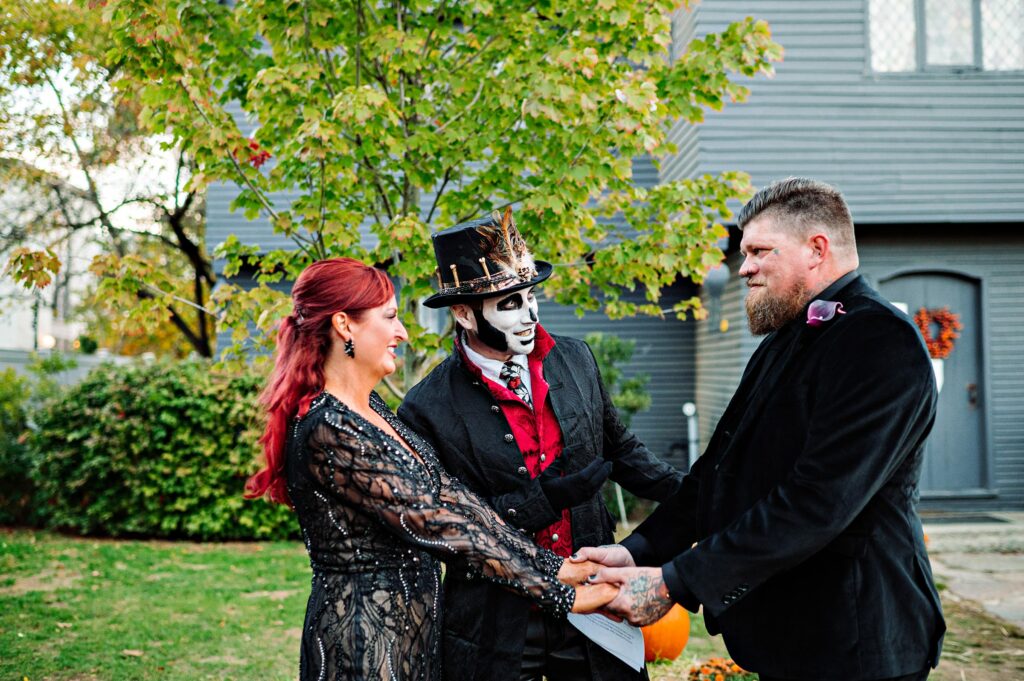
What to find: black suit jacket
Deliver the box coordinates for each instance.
[622,275,946,680]
[399,332,682,681]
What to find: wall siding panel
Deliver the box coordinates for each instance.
[667,1,1024,224]
[694,249,760,450]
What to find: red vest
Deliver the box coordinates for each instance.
[457,326,573,557]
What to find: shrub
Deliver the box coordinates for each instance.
[0,368,34,524]
[30,359,298,540]
[585,332,655,522]
[0,354,78,526]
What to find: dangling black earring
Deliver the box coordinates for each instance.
[344,338,355,358]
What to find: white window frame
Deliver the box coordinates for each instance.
[867,0,1023,74]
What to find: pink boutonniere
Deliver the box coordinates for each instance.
[807,300,846,327]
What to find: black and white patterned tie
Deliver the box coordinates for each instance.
[499,361,533,409]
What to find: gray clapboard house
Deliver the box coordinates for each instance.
[207,0,1024,508]
[676,1,1024,510]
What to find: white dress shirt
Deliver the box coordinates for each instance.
[462,342,534,404]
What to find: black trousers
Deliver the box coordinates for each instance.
[517,609,649,681]
[759,670,929,681]
[518,609,590,681]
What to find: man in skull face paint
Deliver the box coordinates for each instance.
[399,210,683,681]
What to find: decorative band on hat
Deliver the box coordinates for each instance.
[433,263,540,297]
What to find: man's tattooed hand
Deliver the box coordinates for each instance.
[588,566,674,626]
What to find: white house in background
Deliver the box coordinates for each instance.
[0,213,98,354]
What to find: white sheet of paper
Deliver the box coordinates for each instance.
[566,613,645,671]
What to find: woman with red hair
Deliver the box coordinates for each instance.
[246,258,613,681]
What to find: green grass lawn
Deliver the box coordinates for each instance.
[1,528,309,680]
[1,528,731,680]
[15,527,1018,681]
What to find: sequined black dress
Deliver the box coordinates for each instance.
[285,391,574,681]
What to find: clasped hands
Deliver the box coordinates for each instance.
[558,544,674,626]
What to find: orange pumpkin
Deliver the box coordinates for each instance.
[641,604,690,662]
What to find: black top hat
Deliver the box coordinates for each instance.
[423,208,552,309]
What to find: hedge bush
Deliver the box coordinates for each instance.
[0,368,35,525]
[30,360,298,540]
[0,354,77,526]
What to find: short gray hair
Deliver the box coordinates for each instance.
[737,178,856,253]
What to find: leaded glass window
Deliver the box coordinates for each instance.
[869,0,1024,71]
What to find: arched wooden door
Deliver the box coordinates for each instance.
[880,272,987,496]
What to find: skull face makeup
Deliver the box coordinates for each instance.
[477,287,540,355]
[457,287,540,357]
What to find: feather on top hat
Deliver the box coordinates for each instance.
[423,207,552,309]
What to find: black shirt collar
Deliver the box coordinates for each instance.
[813,269,859,304]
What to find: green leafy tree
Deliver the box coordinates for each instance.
[91,0,778,395]
[0,1,216,357]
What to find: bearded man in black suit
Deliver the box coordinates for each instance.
[576,178,946,681]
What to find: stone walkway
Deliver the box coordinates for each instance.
[922,511,1024,628]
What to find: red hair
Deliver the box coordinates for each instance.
[245,258,394,505]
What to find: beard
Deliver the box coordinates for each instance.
[745,279,809,336]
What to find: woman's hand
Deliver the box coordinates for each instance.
[570,544,635,569]
[571,582,620,614]
[557,558,602,585]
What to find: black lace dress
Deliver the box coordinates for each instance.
[285,391,574,681]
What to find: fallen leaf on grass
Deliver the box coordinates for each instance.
[56,622,72,629]
[121,649,144,657]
